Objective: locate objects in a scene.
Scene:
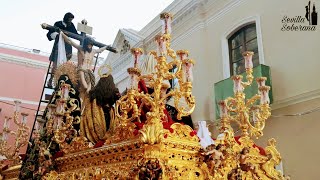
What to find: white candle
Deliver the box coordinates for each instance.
[3,117,8,129]
[14,100,22,112]
[243,51,254,69]
[131,48,143,68]
[35,121,39,131]
[61,84,70,100]
[182,62,194,83]
[155,35,167,57]
[232,76,244,93]
[56,100,65,114]
[186,62,193,82]
[128,73,139,90]
[256,77,267,88]
[160,13,172,34]
[21,113,28,124]
[6,118,11,129]
[219,101,228,117]
[2,132,7,141]
[127,68,141,90]
[259,86,270,104]
[176,50,189,61]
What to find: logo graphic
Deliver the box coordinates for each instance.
[305,1,318,25]
[281,1,317,31]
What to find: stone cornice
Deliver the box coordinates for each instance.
[0,53,49,69]
[271,89,320,110]
[114,69,129,84]
[107,0,202,83]
[106,29,144,63]
[0,96,41,106]
[108,0,247,84]
[139,0,191,36]
[111,53,131,73]
[143,0,202,48]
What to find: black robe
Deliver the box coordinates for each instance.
[102,92,121,130]
[47,21,79,62]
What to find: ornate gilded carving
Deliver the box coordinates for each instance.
[0,165,21,180]
[114,12,196,146]
[16,12,286,180]
[262,139,284,179]
[0,101,29,166]
[59,136,91,154]
[200,50,284,179]
[54,62,79,87]
[165,123,198,143]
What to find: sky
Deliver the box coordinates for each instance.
[0,0,174,58]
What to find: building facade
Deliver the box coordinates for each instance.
[106,0,320,179]
[0,44,49,154]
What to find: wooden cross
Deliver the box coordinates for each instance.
[41,20,117,53]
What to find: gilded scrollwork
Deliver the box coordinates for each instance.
[14,12,287,180]
[54,62,79,87]
[262,138,284,179]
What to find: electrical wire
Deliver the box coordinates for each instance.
[207,106,320,124]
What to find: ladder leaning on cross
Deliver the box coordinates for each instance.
[18,20,118,179]
[36,19,118,128]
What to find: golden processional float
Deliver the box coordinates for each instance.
[0,12,285,179]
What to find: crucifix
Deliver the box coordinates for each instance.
[41,19,117,70]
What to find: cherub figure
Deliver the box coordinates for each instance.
[228,168,242,180]
[202,144,225,172]
[240,147,255,172]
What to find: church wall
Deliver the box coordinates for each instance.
[203,0,320,110]
[169,28,217,122]
[108,1,319,178]
[116,77,129,93]
[165,0,320,121]
[256,98,320,180]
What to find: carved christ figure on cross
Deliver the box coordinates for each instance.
[61,32,108,70]
[41,16,118,88]
[60,31,109,107]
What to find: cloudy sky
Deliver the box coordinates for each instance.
[0,0,174,58]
